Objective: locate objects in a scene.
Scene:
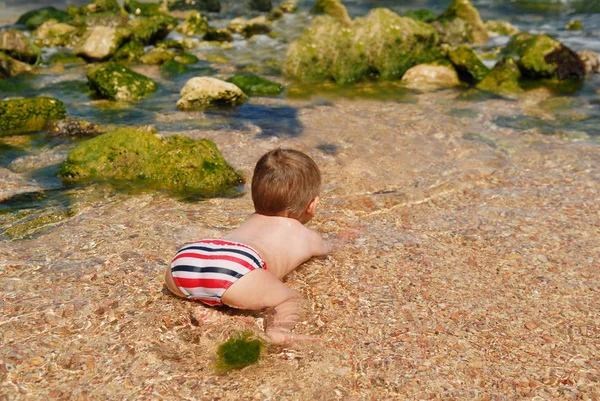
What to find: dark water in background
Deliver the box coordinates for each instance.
[0,0,599,237]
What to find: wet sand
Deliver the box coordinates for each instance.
[1,91,599,399]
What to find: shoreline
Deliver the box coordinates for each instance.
[1,93,599,399]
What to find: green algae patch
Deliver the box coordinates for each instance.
[124,0,165,16]
[86,62,157,101]
[226,74,284,96]
[476,57,523,97]
[504,33,585,80]
[2,209,74,240]
[127,15,178,45]
[311,0,351,25]
[435,0,489,45]
[0,97,67,136]
[17,7,72,30]
[447,45,489,83]
[58,127,245,197]
[564,20,583,31]
[215,332,265,372]
[404,9,437,23]
[112,41,145,63]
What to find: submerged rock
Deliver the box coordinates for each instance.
[33,20,77,48]
[240,16,272,38]
[74,26,131,60]
[485,20,520,37]
[0,52,33,78]
[564,20,583,31]
[58,127,244,197]
[311,0,351,25]
[476,57,523,96]
[177,77,247,110]
[226,74,283,96]
[45,118,104,138]
[203,28,233,42]
[124,0,166,16]
[434,0,488,45]
[86,62,158,101]
[48,52,86,65]
[447,45,489,83]
[401,62,461,89]
[284,9,440,84]
[140,48,175,65]
[128,15,178,45]
[0,29,41,65]
[111,40,145,63]
[577,50,599,75]
[16,6,71,30]
[0,97,67,136]
[175,11,209,37]
[504,33,585,80]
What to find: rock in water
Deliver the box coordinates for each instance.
[16,6,71,30]
[0,29,41,65]
[0,97,67,136]
[58,127,244,197]
[74,26,131,60]
[447,45,489,83]
[577,50,599,75]
[476,57,523,96]
[504,33,585,80]
[177,77,247,110]
[226,74,284,96]
[401,63,461,89]
[0,52,33,78]
[433,0,489,45]
[86,62,157,101]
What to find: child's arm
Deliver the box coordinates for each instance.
[221,269,317,344]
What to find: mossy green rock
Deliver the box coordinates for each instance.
[175,11,209,37]
[476,57,523,96]
[16,7,72,30]
[447,45,489,83]
[177,77,247,110]
[48,52,86,65]
[241,16,272,38]
[124,0,165,16]
[404,9,437,23]
[140,48,175,65]
[203,28,233,43]
[70,11,129,28]
[128,15,178,45]
[0,52,33,78]
[68,0,121,15]
[226,74,283,96]
[75,26,131,60]
[168,0,221,13]
[504,33,585,79]
[485,20,520,36]
[0,29,41,65]
[59,127,244,197]
[112,40,145,62]
[33,20,77,48]
[0,97,67,136]
[249,0,272,12]
[435,0,488,45]
[565,20,583,31]
[311,0,351,25]
[87,62,157,101]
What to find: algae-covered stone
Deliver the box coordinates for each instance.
[59,127,244,197]
[70,12,129,28]
[33,20,77,48]
[565,20,583,31]
[128,15,178,45]
[16,7,72,30]
[249,0,272,12]
[174,52,198,64]
[355,9,441,80]
[175,11,209,37]
[0,52,33,78]
[401,62,461,89]
[577,50,599,75]
[124,0,166,16]
[168,0,221,13]
[447,45,489,83]
[45,118,104,137]
[279,0,297,13]
[160,59,190,76]
[435,0,488,45]
[311,0,351,25]
[0,29,41,65]
[504,33,585,80]
[68,0,121,15]
[112,40,145,63]
[48,52,86,65]
[177,77,247,110]
[87,62,157,101]
[140,48,175,65]
[226,74,283,96]
[485,20,520,37]
[284,9,440,84]
[203,28,233,43]
[476,57,523,96]
[0,97,67,136]
[74,26,131,61]
[241,16,272,38]
[404,9,437,23]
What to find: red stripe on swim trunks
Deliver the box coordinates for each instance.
[174,277,234,289]
[172,252,256,271]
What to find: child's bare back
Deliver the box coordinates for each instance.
[164,149,329,344]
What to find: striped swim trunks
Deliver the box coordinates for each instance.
[170,239,267,306]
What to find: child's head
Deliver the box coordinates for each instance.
[252,148,321,221]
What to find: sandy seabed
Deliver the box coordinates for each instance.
[1,91,599,400]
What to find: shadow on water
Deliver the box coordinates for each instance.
[217,103,304,138]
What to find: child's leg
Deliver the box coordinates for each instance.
[221,269,317,344]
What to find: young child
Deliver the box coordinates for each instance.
[164,148,330,344]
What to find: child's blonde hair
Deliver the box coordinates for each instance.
[251,148,321,219]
